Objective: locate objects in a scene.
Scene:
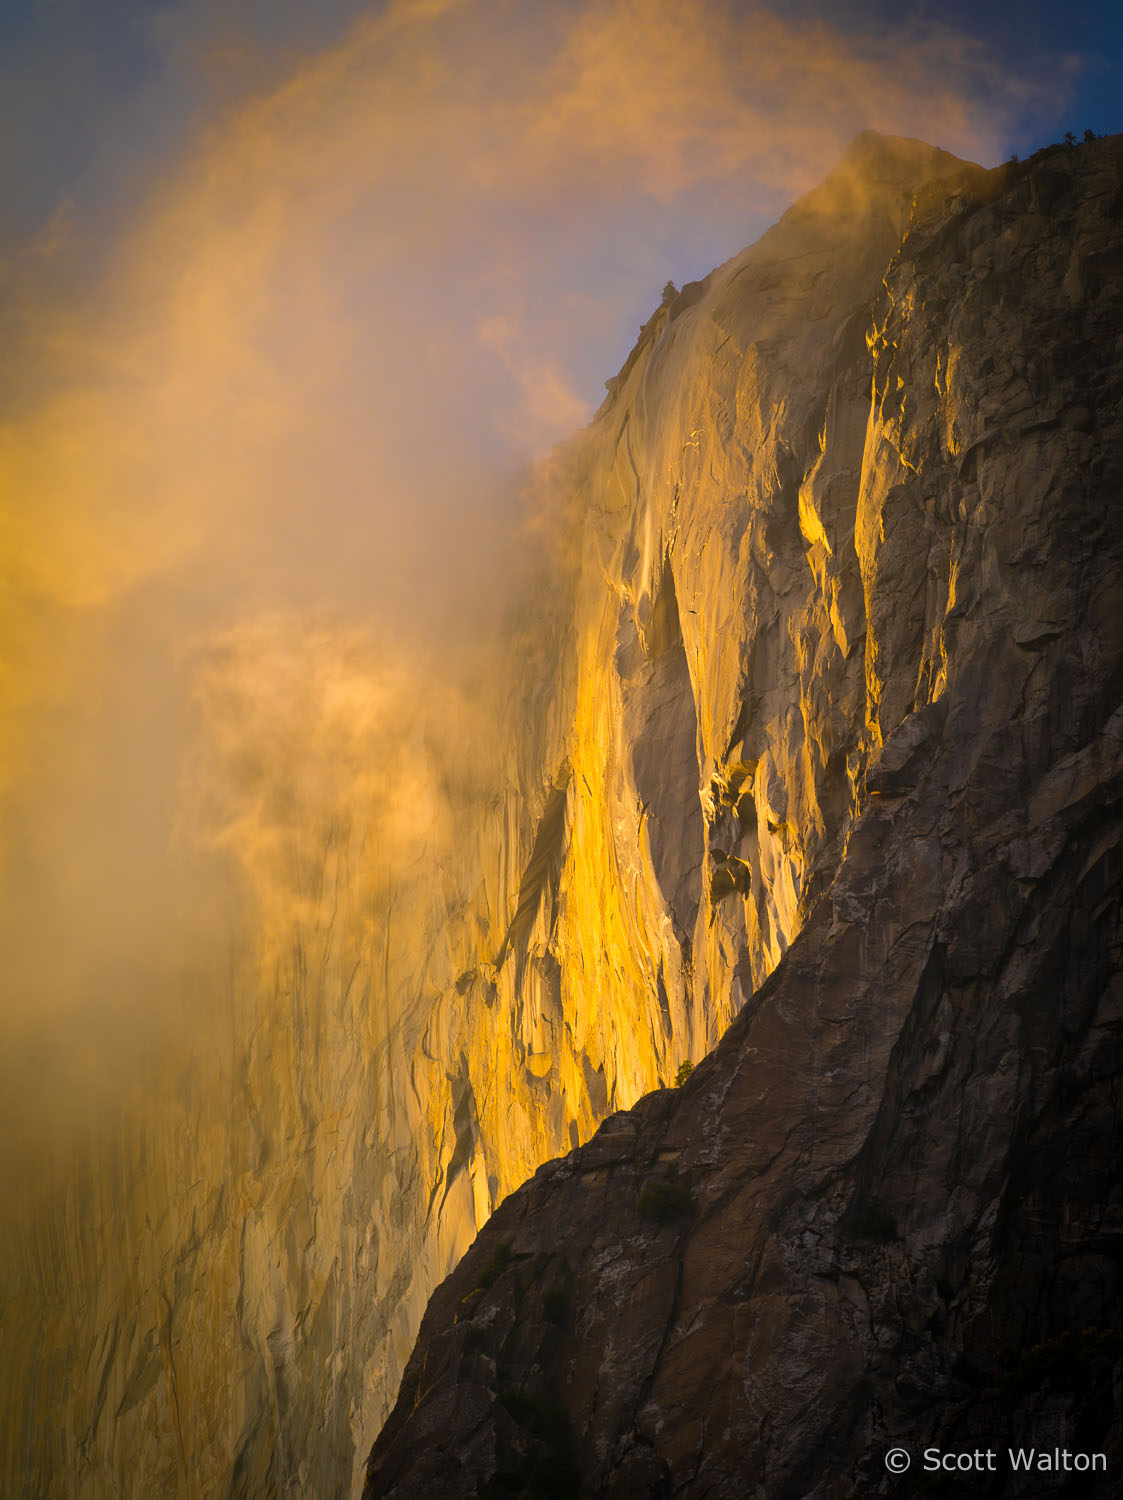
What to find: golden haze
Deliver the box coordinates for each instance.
[0,0,1044,1193]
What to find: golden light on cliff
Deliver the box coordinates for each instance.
[0,4,1060,1497]
[0,0,1028,1165]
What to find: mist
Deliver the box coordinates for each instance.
[0,0,1063,1193]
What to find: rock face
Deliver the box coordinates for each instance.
[362,135,1123,1496]
[5,131,1121,1500]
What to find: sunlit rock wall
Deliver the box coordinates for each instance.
[3,132,999,1499]
[362,129,1123,1500]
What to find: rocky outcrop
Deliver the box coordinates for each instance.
[362,134,1123,1497]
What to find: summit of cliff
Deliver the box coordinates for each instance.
[606,130,977,405]
[363,133,1123,1499]
[768,127,981,229]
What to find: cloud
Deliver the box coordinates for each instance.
[0,0,1060,1178]
[0,0,1045,607]
[181,613,500,953]
[476,313,593,454]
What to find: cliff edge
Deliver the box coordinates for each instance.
[362,133,1123,1498]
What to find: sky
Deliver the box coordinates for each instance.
[1,2,1119,240]
[0,0,1118,1175]
[2,2,1119,400]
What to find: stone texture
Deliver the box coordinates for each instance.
[362,133,1123,1498]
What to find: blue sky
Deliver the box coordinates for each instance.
[2,0,1118,255]
[814,0,1121,139]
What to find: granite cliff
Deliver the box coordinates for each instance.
[363,132,1123,1497]
[4,131,1121,1500]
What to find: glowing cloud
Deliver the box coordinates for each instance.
[0,0,1059,1173]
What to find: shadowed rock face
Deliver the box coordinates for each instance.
[362,135,1123,1498]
